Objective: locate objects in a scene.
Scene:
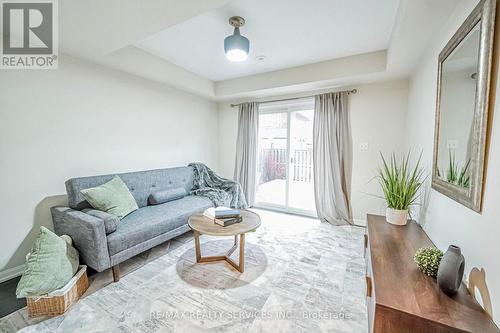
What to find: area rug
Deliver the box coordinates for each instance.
[0,210,367,333]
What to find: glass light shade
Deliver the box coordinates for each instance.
[224,27,249,62]
[225,49,248,62]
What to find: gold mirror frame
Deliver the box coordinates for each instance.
[432,0,496,212]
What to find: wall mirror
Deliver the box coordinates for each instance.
[432,0,496,212]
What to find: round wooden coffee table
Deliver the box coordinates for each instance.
[188,210,261,273]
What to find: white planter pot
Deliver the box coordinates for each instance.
[386,208,408,225]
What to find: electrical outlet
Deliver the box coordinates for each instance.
[359,142,369,151]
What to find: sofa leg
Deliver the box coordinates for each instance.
[112,264,120,282]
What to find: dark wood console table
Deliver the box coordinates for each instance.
[365,214,499,333]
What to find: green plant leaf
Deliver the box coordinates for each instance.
[376,151,426,210]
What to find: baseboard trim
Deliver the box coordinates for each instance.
[0,264,25,283]
[353,218,367,227]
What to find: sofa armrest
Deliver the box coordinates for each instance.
[82,208,118,234]
[51,206,111,272]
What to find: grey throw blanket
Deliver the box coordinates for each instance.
[188,163,248,209]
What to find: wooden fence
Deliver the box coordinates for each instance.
[259,148,313,182]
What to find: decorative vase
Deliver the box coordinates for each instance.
[385,208,408,225]
[437,245,465,295]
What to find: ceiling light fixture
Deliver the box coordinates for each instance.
[224,16,249,62]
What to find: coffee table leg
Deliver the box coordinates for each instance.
[193,232,246,273]
[226,235,238,257]
[238,233,245,273]
[194,231,201,263]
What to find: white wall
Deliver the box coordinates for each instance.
[350,80,409,222]
[404,0,500,325]
[0,55,219,274]
[217,79,409,222]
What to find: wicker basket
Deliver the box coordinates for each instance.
[27,265,89,317]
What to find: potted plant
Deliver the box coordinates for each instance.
[414,247,443,278]
[377,152,425,225]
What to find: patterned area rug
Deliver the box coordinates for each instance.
[0,210,367,333]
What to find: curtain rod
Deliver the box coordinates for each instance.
[230,89,357,107]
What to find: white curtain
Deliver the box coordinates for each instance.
[313,92,353,225]
[234,102,259,206]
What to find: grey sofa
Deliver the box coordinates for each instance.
[51,166,214,281]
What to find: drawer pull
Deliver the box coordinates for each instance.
[366,276,372,297]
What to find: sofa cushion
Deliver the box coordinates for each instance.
[106,195,213,256]
[149,188,187,205]
[81,176,138,219]
[82,209,119,234]
[66,167,195,210]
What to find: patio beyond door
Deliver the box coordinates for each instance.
[255,99,316,216]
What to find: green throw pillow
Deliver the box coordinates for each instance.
[16,227,79,298]
[81,175,138,218]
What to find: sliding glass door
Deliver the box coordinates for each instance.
[256,112,288,207]
[255,98,316,216]
[288,108,315,212]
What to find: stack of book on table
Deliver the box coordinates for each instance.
[203,207,242,227]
